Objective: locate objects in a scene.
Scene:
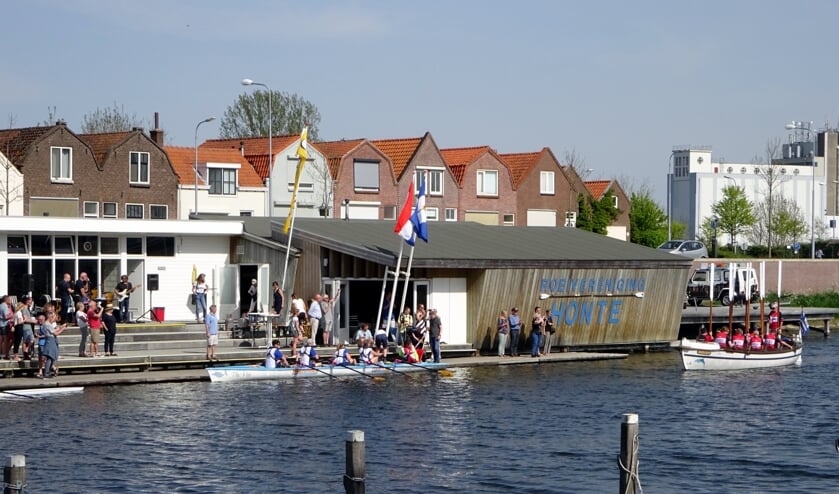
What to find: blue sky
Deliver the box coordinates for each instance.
[3,0,839,205]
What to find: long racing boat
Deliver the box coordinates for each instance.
[207,362,450,382]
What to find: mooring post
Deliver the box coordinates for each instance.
[4,454,26,494]
[619,413,639,494]
[343,430,365,494]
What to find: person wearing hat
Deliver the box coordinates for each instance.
[508,308,522,357]
[298,338,319,368]
[247,279,258,315]
[101,303,118,356]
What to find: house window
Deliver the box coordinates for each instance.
[150,205,168,219]
[7,236,27,254]
[129,151,150,185]
[415,168,444,195]
[50,147,72,182]
[83,201,99,218]
[477,170,498,196]
[147,237,175,256]
[209,168,237,195]
[103,202,117,218]
[540,171,555,194]
[126,203,144,219]
[54,236,75,254]
[101,237,119,254]
[353,160,379,192]
[287,182,314,192]
[240,211,253,216]
[383,206,396,220]
[426,207,439,221]
[613,196,619,208]
[503,214,515,226]
[445,208,457,221]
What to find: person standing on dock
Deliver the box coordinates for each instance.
[308,294,323,344]
[75,302,89,357]
[87,301,102,357]
[247,279,258,315]
[531,307,545,358]
[57,273,75,325]
[542,311,554,355]
[428,308,442,363]
[40,310,66,378]
[321,291,339,347]
[0,295,13,359]
[192,273,209,323]
[271,281,284,315]
[496,310,509,358]
[101,304,118,356]
[206,304,219,362]
[115,275,136,323]
[508,308,522,357]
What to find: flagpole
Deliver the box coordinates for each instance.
[398,238,416,324]
[379,242,404,337]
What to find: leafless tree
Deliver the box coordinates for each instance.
[751,138,789,257]
[564,148,592,180]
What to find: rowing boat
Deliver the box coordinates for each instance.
[207,362,450,383]
[0,387,85,399]
[678,338,803,371]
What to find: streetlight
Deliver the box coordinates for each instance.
[241,78,272,217]
[194,116,216,216]
[784,121,818,258]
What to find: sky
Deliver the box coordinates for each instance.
[3,0,839,206]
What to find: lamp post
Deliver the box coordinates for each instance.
[241,78,272,217]
[667,151,674,241]
[784,121,818,258]
[194,116,216,216]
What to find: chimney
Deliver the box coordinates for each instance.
[239,140,245,156]
[149,111,164,145]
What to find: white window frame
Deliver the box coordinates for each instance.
[208,167,238,195]
[50,146,73,182]
[129,151,150,185]
[503,213,515,226]
[125,203,144,219]
[103,202,117,218]
[415,168,444,196]
[477,169,498,196]
[287,182,314,192]
[150,204,168,219]
[426,207,439,221]
[83,201,99,218]
[445,208,457,221]
[613,196,619,208]
[353,160,380,193]
[540,171,555,195]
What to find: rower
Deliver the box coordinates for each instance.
[298,338,319,368]
[332,342,355,366]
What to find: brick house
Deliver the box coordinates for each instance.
[78,128,179,219]
[371,132,460,222]
[584,179,632,241]
[315,139,396,220]
[499,147,578,227]
[440,146,516,225]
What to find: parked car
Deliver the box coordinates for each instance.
[658,240,709,259]
[686,265,758,306]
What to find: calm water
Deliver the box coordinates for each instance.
[5,336,839,493]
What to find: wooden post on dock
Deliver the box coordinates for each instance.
[343,430,365,494]
[4,454,26,494]
[619,413,639,494]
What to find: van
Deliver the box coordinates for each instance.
[686,264,758,306]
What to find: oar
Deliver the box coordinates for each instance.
[402,360,454,377]
[296,364,338,379]
[371,361,412,377]
[1,390,40,400]
[337,364,385,382]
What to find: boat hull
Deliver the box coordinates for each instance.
[0,387,85,399]
[679,338,802,371]
[207,363,449,382]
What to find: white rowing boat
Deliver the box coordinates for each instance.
[678,338,803,371]
[0,387,85,399]
[207,362,450,383]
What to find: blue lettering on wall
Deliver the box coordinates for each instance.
[588,279,596,292]
[597,300,609,324]
[580,301,593,324]
[564,301,579,325]
[609,300,622,324]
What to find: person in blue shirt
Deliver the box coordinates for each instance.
[205,304,219,362]
[264,340,289,368]
[508,308,522,357]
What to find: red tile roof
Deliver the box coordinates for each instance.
[449,164,467,185]
[584,180,612,199]
[370,137,423,179]
[313,139,365,178]
[439,146,490,167]
[0,125,54,164]
[164,146,264,187]
[202,135,300,179]
[78,131,133,164]
[498,150,541,187]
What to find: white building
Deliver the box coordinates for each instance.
[0,151,24,216]
[669,133,834,249]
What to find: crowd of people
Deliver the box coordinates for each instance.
[697,302,796,351]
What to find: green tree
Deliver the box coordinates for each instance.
[712,185,755,248]
[219,89,321,140]
[81,102,144,134]
[629,189,668,247]
[577,191,620,235]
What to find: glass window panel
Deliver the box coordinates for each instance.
[126,237,143,255]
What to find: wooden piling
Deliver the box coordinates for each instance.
[343,430,365,494]
[4,454,25,494]
[619,413,639,494]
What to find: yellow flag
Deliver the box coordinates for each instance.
[283,127,308,234]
